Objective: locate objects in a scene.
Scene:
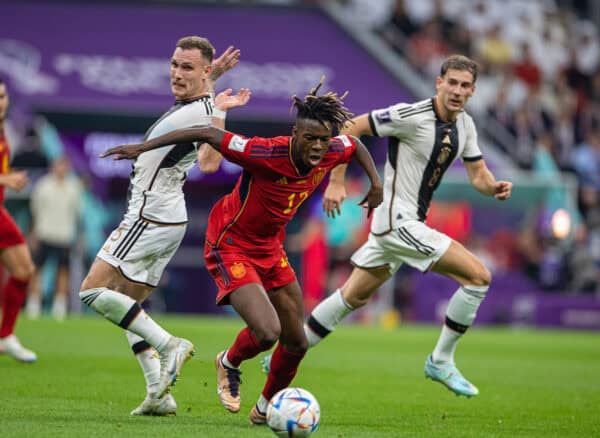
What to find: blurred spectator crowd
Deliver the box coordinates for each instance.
[336,0,600,294]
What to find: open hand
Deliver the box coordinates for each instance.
[358,183,383,218]
[323,181,347,218]
[209,46,241,81]
[215,88,251,112]
[100,143,146,160]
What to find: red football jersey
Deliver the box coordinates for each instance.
[0,131,11,205]
[206,132,357,252]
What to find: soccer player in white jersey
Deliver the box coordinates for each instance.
[263,54,512,397]
[79,36,250,415]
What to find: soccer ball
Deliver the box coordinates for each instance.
[266,387,320,437]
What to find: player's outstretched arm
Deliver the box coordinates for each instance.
[464,159,512,201]
[352,137,383,217]
[101,126,226,160]
[200,88,252,173]
[324,114,376,217]
[323,164,348,218]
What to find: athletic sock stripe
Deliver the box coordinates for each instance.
[131,340,153,354]
[81,290,103,306]
[119,303,142,329]
[445,316,469,334]
[114,220,143,258]
[399,227,435,252]
[307,315,331,339]
[397,228,432,255]
[117,222,148,260]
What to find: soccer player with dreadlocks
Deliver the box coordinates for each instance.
[101,78,383,424]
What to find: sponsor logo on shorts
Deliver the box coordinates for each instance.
[280,256,289,268]
[230,262,246,279]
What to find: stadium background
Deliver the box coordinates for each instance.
[1,0,599,327]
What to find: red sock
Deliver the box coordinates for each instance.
[0,277,29,338]
[226,327,263,367]
[262,343,305,401]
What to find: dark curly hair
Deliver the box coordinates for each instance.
[291,76,354,132]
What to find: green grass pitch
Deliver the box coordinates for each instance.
[0,315,598,437]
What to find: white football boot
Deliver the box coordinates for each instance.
[130,393,177,416]
[0,334,37,363]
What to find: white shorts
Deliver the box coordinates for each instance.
[97,218,187,287]
[351,219,452,275]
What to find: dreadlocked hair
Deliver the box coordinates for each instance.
[291,76,354,132]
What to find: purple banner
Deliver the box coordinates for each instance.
[412,273,600,330]
[1,2,411,118]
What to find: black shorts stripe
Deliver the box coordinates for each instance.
[463,155,483,162]
[131,340,153,354]
[113,220,144,258]
[397,228,433,256]
[399,226,435,252]
[116,222,148,260]
[211,247,231,286]
[306,315,331,339]
[445,316,469,334]
[119,303,142,329]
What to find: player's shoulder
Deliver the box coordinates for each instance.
[457,109,476,131]
[329,134,356,150]
[242,135,290,157]
[388,98,433,118]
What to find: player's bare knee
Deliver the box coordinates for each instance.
[253,323,280,350]
[471,265,491,287]
[345,293,369,309]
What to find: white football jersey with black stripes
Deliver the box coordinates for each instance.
[125,96,213,225]
[368,98,482,234]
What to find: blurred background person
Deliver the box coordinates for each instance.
[0,78,37,363]
[27,156,82,320]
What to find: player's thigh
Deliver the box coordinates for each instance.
[431,239,491,286]
[269,281,307,349]
[229,282,281,343]
[0,243,35,280]
[341,265,390,306]
[81,257,153,302]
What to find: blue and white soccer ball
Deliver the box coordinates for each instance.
[266,387,321,437]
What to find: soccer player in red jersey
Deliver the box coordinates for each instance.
[0,78,37,363]
[102,80,383,423]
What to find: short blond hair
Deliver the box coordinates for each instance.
[176,36,215,63]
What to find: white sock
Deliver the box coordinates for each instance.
[432,325,461,364]
[305,289,354,347]
[221,349,238,369]
[432,285,488,364]
[256,394,268,414]
[126,331,160,396]
[80,287,171,351]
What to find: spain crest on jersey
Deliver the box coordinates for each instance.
[230,262,246,279]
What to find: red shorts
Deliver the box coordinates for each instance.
[205,240,297,305]
[0,206,26,249]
